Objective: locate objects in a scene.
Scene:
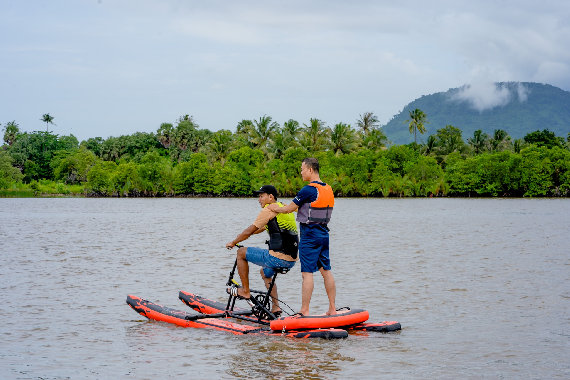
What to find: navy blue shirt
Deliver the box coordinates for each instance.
[292,181,330,230]
[292,181,326,207]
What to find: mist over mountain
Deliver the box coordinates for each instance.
[381,82,570,145]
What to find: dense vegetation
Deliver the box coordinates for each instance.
[1,113,569,198]
[383,82,570,144]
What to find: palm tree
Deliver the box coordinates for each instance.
[422,134,437,155]
[236,119,253,134]
[173,119,197,151]
[267,119,301,159]
[234,120,254,149]
[206,129,233,164]
[300,118,330,152]
[361,127,388,151]
[248,115,278,151]
[3,121,20,146]
[330,122,357,155]
[356,112,380,135]
[491,129,510,151]
[267,128,288,159]
[41,113,55,132]
[157,123,174,149]
[468,129,489,154]
[406,108,427,144]
[281,119,301,147]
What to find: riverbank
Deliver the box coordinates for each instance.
[0,181,84,198]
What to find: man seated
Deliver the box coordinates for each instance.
[225,185,299,316]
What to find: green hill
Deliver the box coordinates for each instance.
[381,82,570,145]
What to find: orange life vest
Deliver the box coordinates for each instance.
[296,182,334,224]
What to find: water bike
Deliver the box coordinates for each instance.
[127,249,401,339]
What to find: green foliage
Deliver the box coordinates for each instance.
[325,151,372,196]
[7,131,79,181]
[361,127,388,151]
[157,122,175,149]
[468,129,489,154]
[52,148,97,184]
[445,151,523,196]
[3,121,21,146]
[404,155,445,196]
[227,147,265,195]
[173,155,203,194]
[434,125,465,155]
[330,123,358,155]
[524,129,565,149]
[368,160,395,197]
[99,132,160,162]
[444,146,570,197]
[205,129,234,164]
[300,118,330,152]
[86,161,117,196]
[138,151,173,195]
[382,145,419,176]
[356,112,380,135]
[490,129,511,152]
[0,151,24,189]
[244,115,278,153]
[2,112,568,198]
[114,161,142,196]
[518,146,554,197]
[81,137,104,157]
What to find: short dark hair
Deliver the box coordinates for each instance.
[302,157,319,173]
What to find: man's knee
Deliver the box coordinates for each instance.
[237,246,247,259]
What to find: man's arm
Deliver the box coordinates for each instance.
[267,202,298,214]
[226,224,259,249]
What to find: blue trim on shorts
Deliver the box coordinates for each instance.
[299,224,331,273]
[245,247,295,278]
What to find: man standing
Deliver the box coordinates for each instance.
[268,158,336,316]
[226,185,298,316]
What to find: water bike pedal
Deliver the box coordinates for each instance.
[226,285,255,307]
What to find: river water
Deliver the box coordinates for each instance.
[0,198,568,379]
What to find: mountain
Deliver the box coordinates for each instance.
[381,82,570,145]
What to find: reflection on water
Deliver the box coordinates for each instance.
[227,338,354,379]
[1,198,569,378]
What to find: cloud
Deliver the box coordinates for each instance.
[2,1,569,141]
[516,83,529,102]
[449,82,530,112]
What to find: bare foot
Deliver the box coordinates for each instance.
[326,309,337,316]
[237,288,251,299]
[227,286,251,299]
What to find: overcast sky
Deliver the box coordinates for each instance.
[1,0,569,142]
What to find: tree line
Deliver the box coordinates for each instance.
[1,111,569,197]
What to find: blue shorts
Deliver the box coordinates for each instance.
[299,224,331,273]
[245,247,296,278]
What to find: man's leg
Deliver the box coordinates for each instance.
[320,268,337,315]
[235,246,251,298]
[299,271,314,316]
[260,269,280,313]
